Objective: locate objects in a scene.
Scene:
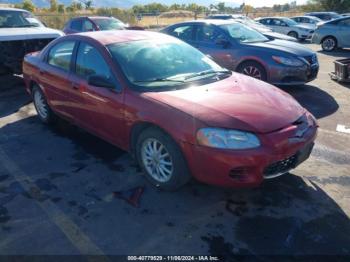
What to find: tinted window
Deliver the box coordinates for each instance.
[48,41,75,71]
[0,10,39,28]
[71,19,82,31]
[339,18,350,26]
[76,42,111,80]
[93,18,126,30]
[196,25,217,42]
[169,25,194,41]
[82,20,94,31]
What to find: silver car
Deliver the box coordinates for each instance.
[290,16,323,30]
[256,17,315,40]
[312,17,350,51]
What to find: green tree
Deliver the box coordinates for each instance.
[50,0,58,12]
[58,4,65,13]
[310,0,350,12]
[21,0,36,12]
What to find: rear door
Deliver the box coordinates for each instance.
[39,40,77,120]
[70,41,125,146]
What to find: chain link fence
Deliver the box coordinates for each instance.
[35,10,305,30]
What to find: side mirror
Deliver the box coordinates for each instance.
[215,38,230,48]
[88,75,115,89]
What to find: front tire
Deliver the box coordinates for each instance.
[32,85,56,124]
[136,127,191,191]
[288,31,298,39]
[321,36,337,52]
[237,61,267,82]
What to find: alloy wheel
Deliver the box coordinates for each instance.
[141,138,173,183]
[33,89,48,119]
[322,38,336,51]
[242,66,262,79]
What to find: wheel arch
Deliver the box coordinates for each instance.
[129,121,174,157]
[235,59,268,81]
[321,35,338,44]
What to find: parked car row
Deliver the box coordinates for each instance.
[2,8,322,190]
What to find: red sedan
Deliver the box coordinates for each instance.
[23,30,317,190]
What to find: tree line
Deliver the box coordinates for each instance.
[15,0,350,14]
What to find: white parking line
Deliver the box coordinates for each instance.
[0,145,109,260]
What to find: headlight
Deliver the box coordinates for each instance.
[197,128,261,149]
[272,56,304,67]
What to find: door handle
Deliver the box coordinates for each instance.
[39,69,46,75]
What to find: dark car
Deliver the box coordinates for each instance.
[305,12,342,21]
[63,16,143,34]
[161,20,319,85]
[22,30,317,190]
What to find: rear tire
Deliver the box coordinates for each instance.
[237,61,267,82]
[32,85,56,124]
[321,36,337,52]
[136,127,191,191]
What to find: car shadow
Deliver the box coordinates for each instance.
[317,48,350,58]
[280,84,339,119]
[0,74,31,118]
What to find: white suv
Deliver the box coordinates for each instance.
[0,7,64,74]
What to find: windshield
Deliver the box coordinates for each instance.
[219,23,269,43]
[108,39,229,89]
[93,18,126,30]
[0,10,41,28]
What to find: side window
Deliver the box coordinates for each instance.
[294,17,300,22]
[70,19,82,31]
[75,42,111,80]
[48,41,75,71]
[196,25,216,43]
[169,25,194,41]
[340,19,350,27]
[82,20,94,32]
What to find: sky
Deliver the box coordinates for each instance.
[220,0,308,7]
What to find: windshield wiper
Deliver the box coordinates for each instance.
[133,78,185,83]
[184,69,231,80]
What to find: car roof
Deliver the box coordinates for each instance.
[306,12,338,14]
[173,19,240,25]
[292,15,320,19]
[74,30,173,46]
[0,7,29,12]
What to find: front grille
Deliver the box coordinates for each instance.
[263,154,297,178]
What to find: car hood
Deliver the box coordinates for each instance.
[0,27,64,41]
[246,39,313,56]
[144,73,305,133]
[263,31,298,42]
[295,24,315,30]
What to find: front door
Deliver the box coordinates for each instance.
[70,41,125,147]
[194,24,235,70]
